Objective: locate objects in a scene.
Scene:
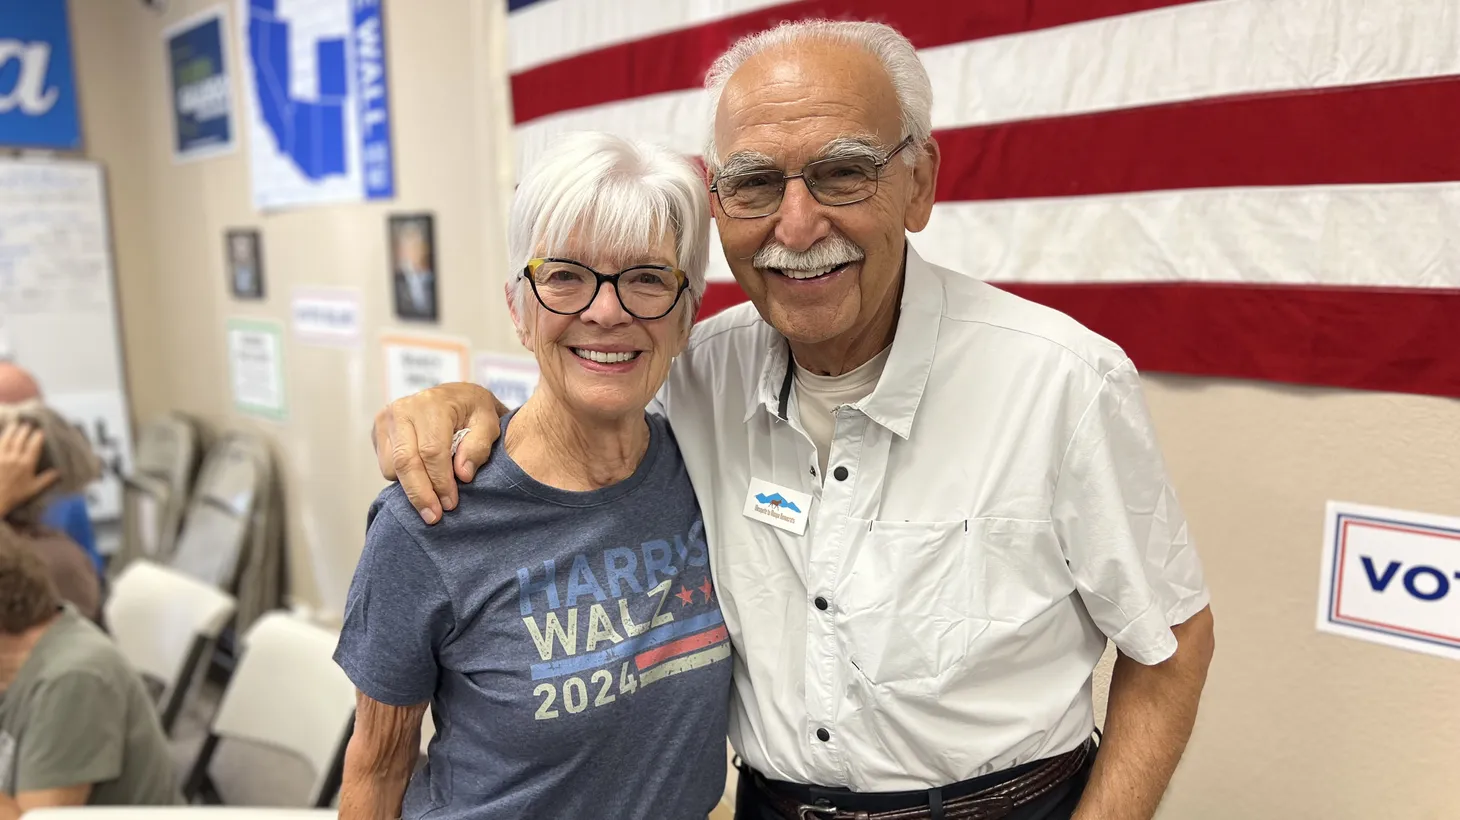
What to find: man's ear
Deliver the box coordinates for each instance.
[904,137,941,233]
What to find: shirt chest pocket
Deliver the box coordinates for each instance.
[972,517,1075,624]
[839,519,989,686]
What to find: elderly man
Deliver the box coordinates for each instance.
[0,531,180,814]
[372,20,1214,820]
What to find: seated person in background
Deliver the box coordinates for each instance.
[0,407,102,623]
[333,131,730,820]
[0,364,102,576]
[0,529,181,814]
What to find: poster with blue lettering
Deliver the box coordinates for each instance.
[0,0,81,150]
[238,0,393,211]
[165,6,235,162]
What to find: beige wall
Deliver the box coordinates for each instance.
[66,2,1460,818]
[71,0,519,617]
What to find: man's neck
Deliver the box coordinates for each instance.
[0,615,55,693]
[790,268,905,377]
[506,393,650,491]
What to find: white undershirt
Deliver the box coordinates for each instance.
[793,345,892,478]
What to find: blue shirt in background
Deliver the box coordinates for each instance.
[334,410,732,820]
[41,493,103,576]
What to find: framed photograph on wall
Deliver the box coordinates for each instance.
[388,213,438,322]
[225,228,264,300]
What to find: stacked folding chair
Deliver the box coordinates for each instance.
[112,412,207,575]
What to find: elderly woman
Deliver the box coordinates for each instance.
[0,404,103,623]
[333,132,730,820]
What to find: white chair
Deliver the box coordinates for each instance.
[183,612,357,809]
[103,559,237,736]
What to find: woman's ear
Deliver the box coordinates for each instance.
[505,283,531,350]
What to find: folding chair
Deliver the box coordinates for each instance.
[183,612,357,808]
[103,559,237,735]
[168,431,284,634]
[112,412,205,575]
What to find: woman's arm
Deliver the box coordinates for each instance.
[338,692,428,820]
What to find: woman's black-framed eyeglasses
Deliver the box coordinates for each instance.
[710,136,914,219]
[521,257,690,320]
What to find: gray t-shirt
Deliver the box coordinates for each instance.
[335,411,732,819]
[0,605,180,805]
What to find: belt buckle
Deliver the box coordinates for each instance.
[797,802,838,820]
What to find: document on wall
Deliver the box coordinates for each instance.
[228,318,287,419]
[1317,500,1460,662]
[382,335,469,402]
[291,286,362,347]
[474,352,540,410]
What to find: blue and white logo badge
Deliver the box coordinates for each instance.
[743,479,812,536]
[239,0,394,210]
[0,0,81,150]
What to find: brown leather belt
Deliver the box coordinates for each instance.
[751,740,1093,820]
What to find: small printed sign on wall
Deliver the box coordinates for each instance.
[1317,501,1460,662]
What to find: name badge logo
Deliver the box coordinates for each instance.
[743,479,811,535]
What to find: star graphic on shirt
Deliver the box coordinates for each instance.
[675,586,695,607]
[699,578,714,603]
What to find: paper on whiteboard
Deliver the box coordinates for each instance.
[384,338,467,402]
[1317,500,1460,662]
[474,352,539,410]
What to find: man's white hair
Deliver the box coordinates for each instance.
[507,131,710,331]
[702,19,934,171]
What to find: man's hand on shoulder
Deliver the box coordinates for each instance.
[372,382,507,524]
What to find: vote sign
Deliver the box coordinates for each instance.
[1319,501,1460,662]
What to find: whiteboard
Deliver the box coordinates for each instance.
[0,158,134,523]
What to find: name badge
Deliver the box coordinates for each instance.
[743,479,812,535]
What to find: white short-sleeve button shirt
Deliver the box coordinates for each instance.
[658,245,1210,791]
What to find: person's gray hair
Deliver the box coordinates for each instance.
[0,401,100,530]
[507,131,711,332]
[703,20,933,172]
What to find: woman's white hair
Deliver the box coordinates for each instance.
[702,20,933,171]
[507,131,711,331]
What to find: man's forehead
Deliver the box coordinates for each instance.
[714,44,901,161]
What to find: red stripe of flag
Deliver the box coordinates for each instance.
[934,76,1460,201]
[510,0,1208,124]
[697,281,1460,399]
[635,625,730,670]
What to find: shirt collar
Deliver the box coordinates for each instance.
[744,242,944,439]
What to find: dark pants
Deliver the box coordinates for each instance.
[734,748,1095,820]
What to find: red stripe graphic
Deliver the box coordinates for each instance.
[635,625,730,670]
[697,281,1460,399]
[934,77,1460,201]
[510,0,1207,124]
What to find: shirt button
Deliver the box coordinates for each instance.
[809,465,816,477]
[814,596,828,611]
[816,728,831,742]
[833,466,849,481]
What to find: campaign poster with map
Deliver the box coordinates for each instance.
[238,0,394,210]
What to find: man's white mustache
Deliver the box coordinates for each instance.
[752,235,864,270]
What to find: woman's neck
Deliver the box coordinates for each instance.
[504,392,650,491]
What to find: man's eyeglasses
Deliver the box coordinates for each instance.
[710,136,914,219]
[521,258,689,320]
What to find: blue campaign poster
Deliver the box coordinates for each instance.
[166,6,235,161]
[0,0,82,150]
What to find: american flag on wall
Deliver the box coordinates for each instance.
[505,0,1460,399]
